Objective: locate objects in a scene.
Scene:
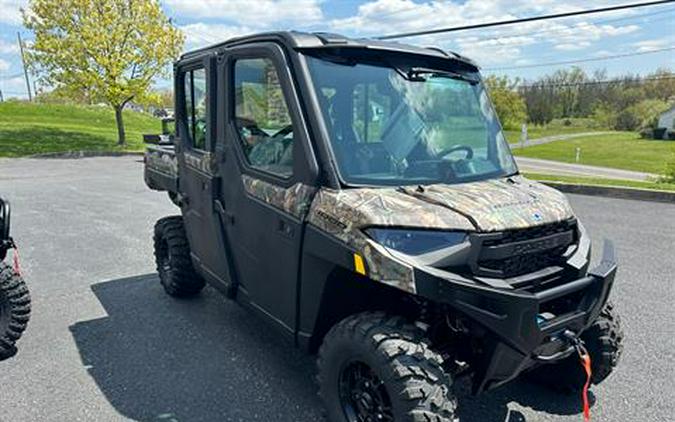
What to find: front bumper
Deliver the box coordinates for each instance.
[414,240,618,394]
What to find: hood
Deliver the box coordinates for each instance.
[398,176,574,231]
[307,176,574,236]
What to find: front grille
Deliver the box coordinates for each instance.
[476,220,578,278]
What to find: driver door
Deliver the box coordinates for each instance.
[217,43,318,336]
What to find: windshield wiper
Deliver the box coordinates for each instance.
[399,67,479,84]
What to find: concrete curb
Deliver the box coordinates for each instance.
[542,181,675,204]
[29,151,144,159]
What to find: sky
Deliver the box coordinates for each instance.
[0,0,673,98]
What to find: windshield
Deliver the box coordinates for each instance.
[305,55,518,186]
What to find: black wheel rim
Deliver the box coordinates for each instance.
[338,361,394,422]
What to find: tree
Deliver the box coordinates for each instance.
[23,0,183,145]
[484,75,528,130]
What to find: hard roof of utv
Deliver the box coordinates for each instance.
[179,31,478,69]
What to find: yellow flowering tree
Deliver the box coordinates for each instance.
[23,0,184,145]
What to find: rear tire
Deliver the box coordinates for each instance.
[529,303,624,392]
[0,262,30,360]
[153,216,205,297]
[318,312,458,422]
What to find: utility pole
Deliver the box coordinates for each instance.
[0,89,4,102]
[17,32,32,101]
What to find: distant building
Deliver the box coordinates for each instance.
[656,106,675,140]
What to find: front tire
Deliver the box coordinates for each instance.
[153,216,205,297]
[529,303,624,392]
[0,263,30,360]
[318,312,458,422]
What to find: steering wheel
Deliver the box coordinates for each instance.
[436,145,474,160]
[272,124,293,138]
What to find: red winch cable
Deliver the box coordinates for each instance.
[576,342,593,422]
[12,245,22,276]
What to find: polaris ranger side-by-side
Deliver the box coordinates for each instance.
[0,197,30,361]
[144,32,623,421]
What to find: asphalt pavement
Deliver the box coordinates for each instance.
[0,156,673,422]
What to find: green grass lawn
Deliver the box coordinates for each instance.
[524,172,675,192]
[513,131,675,175]
[0,101,161,157]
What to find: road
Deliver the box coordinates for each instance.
[512,132,614,148]
[0,156,673,422]
[515,156,656,181]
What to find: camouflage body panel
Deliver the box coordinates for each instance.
[399,176,574,232]
[184,151,218,175]
[306,176,575,294]
[241,175,316,219]
[307,188,475,293]
[145,145,178,178]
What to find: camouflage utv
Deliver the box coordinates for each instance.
[0,197,30,361]
[144,32,623,421]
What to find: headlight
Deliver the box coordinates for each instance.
[365,228,467,256]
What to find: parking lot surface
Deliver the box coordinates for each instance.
[0,156,673,422]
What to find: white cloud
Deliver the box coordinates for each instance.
[0,59,10,71]
[179,23,254,50]
[0,76,28,99]
[329,0,647,66]
[555,42,591,51]
[0,0,26,25]
[164,0,323,26]
[633,38,672,52]
[0,39,19,54]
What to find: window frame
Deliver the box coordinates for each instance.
[223,43,310,186]
[175,56,216,153]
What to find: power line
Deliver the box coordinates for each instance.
[484,47,675,71]
[377,0,675,40]
[515,75,675,89]
[455,7,675,47]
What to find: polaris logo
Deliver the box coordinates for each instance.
[316,209,348,231]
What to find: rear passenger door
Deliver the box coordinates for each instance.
[175,56,234,291]
[217,43,318,336]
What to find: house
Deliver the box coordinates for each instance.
[656,106,675,140]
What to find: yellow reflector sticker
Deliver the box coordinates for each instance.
[353,253,366,275]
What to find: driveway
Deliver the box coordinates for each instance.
[515,157,656,181]
[512,132,614,148]
[0,156,673,421]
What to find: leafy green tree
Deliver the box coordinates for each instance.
[591,102,618,129]
[23,0,184,145]
[484,75,527,130]
[628,99,671,131]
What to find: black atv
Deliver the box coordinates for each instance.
[0,197,30,361]
[145,32,623,421]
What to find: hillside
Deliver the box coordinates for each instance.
[0,101,161,157]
